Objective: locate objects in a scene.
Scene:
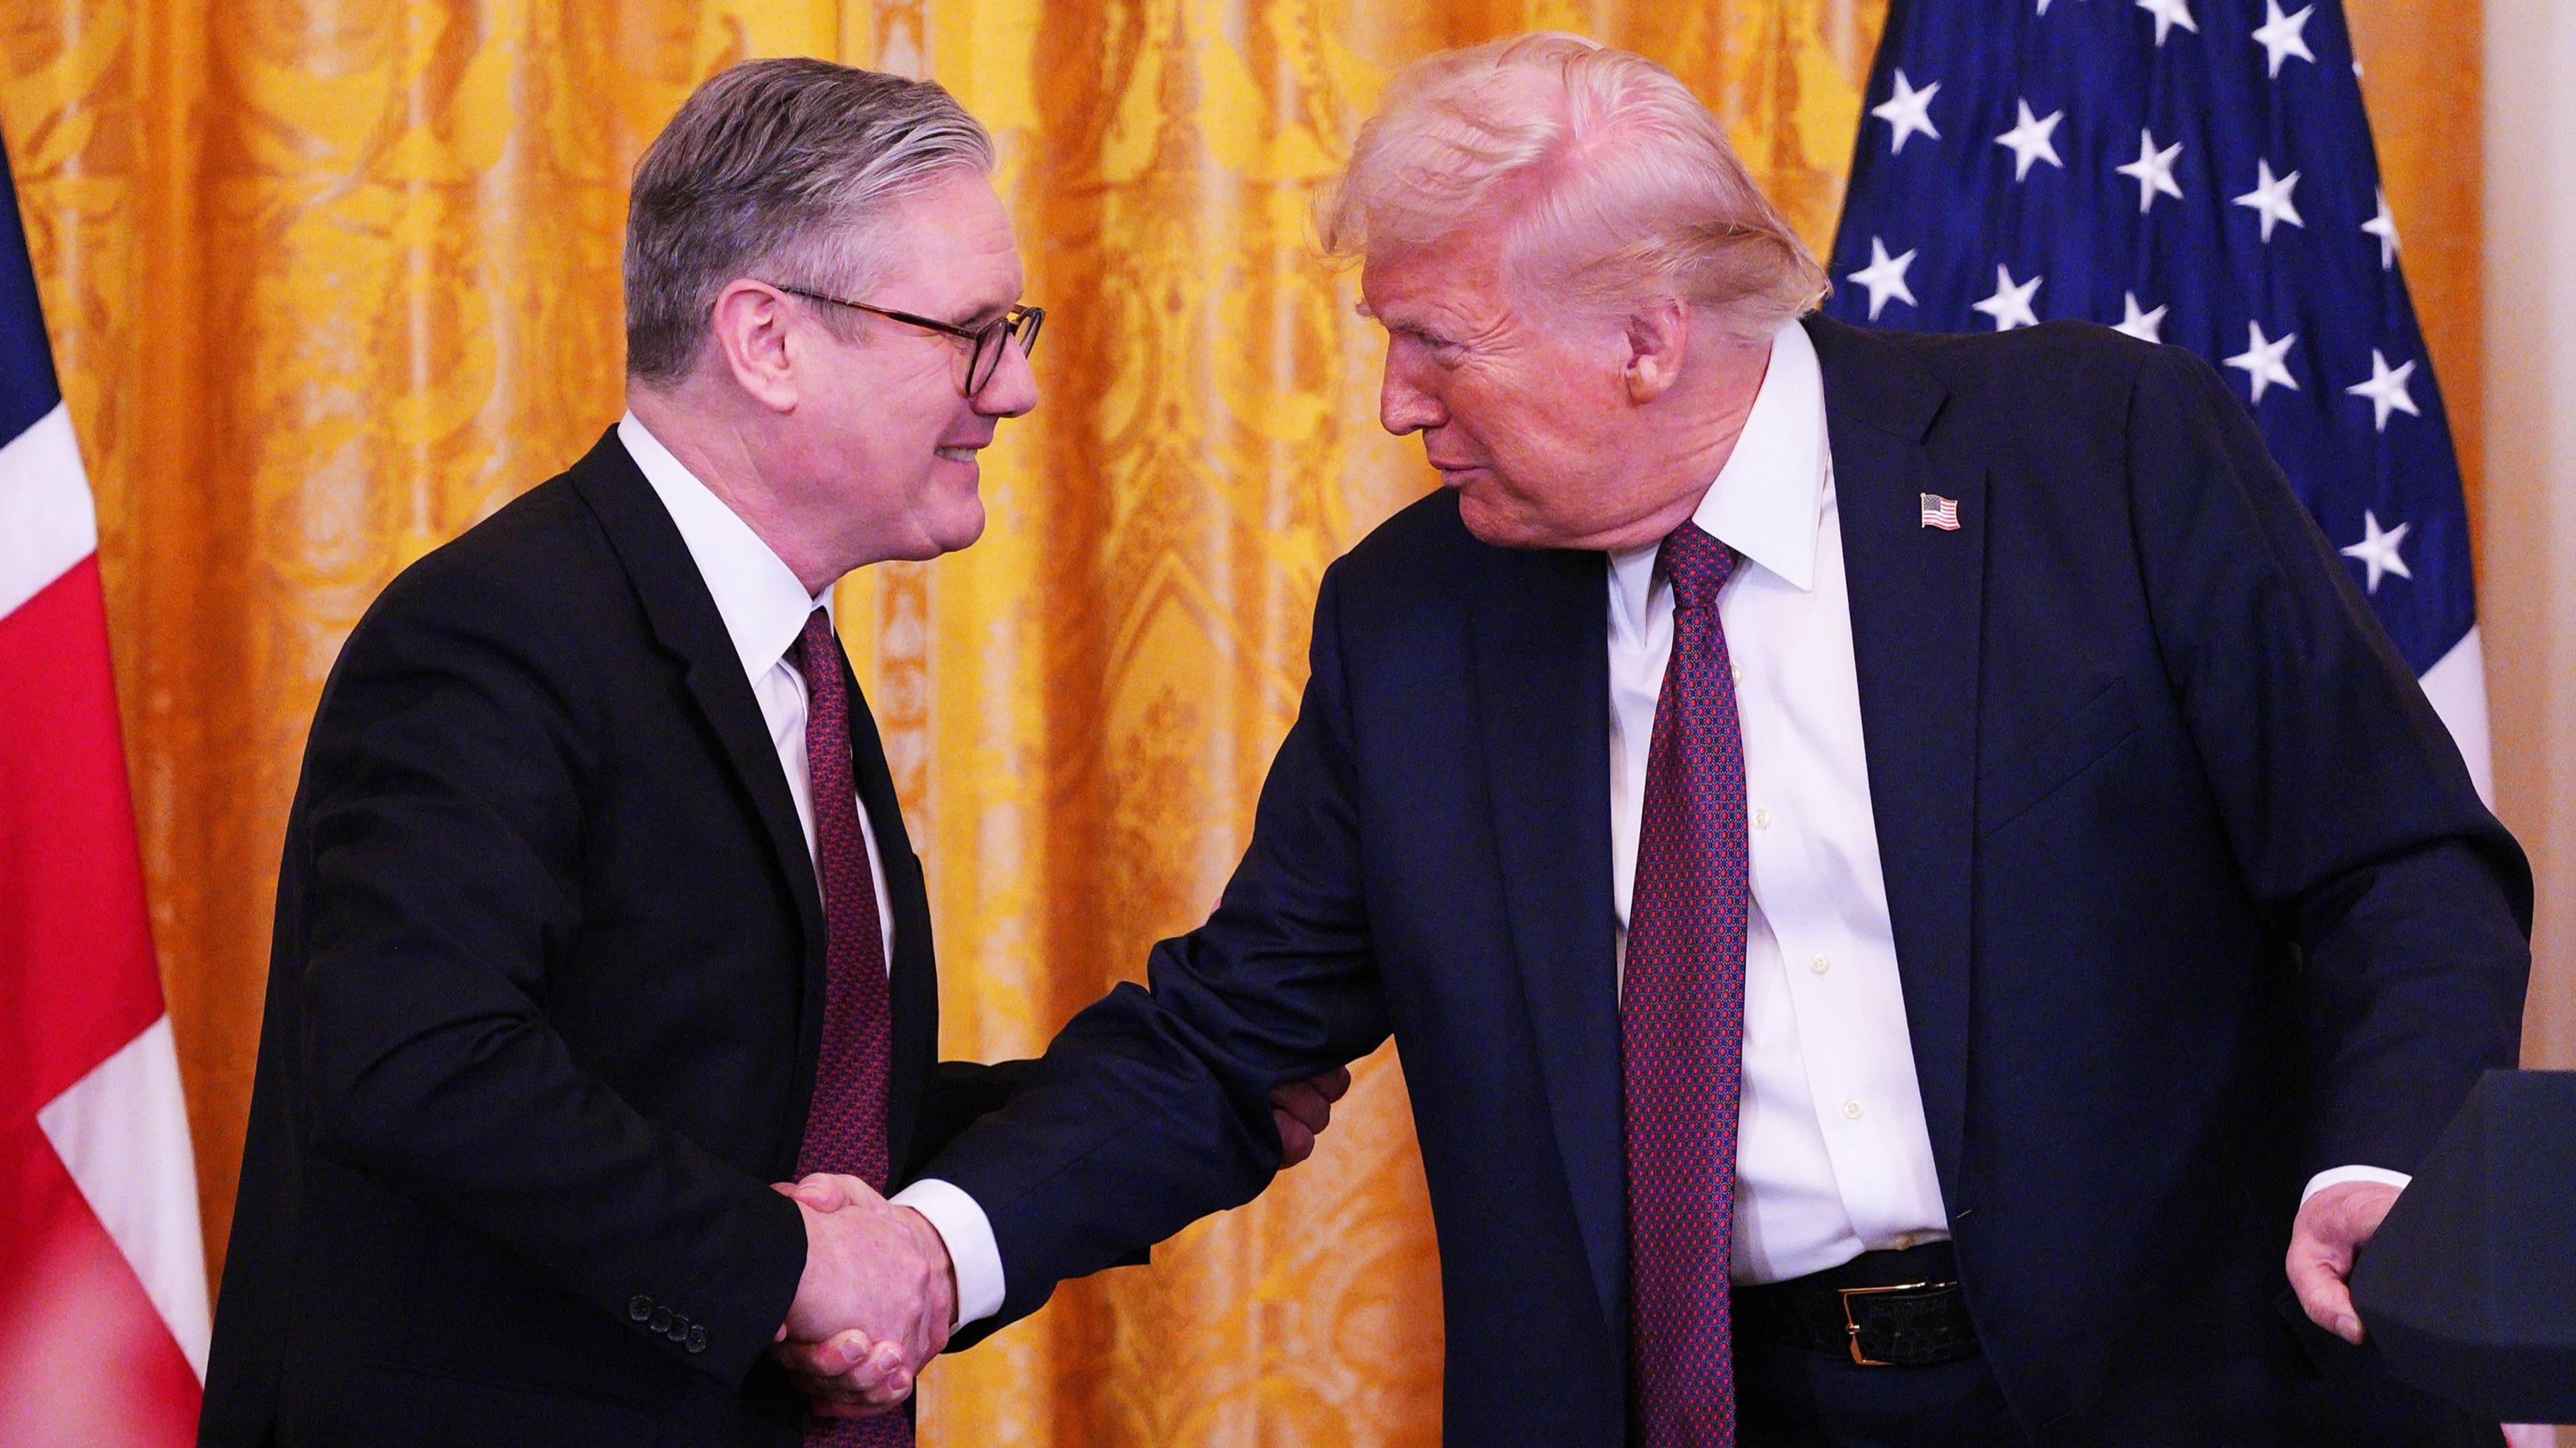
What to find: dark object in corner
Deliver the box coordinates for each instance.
[2351,1069,2576,1421]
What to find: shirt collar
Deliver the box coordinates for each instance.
[619,411,833,685]
[1608,319,1831,633]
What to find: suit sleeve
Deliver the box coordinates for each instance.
[2122,343,2532,1178]
[921,561,1393,1337]
[292,559,805,1390]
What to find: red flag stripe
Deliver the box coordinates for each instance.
[0,553,165,1125]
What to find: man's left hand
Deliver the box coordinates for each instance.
[1271,1066,1352,1168]
[2287,1180,2401,1345]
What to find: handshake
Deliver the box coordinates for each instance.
[765,1068,1353,1421]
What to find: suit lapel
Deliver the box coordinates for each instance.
[837,643,939,1176]
[1807,317,1982,1203]
[568,429,833,1147]
[1470,540,1626,1341]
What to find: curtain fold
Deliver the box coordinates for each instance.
[0,1,2476,1441]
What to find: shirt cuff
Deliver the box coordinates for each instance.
[2302,1165,2412,1205]
[890,1178,1006,1327]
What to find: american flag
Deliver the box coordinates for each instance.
[1921,492,1963,530]
[1824,0,2491,798]
[0,131,209,1441]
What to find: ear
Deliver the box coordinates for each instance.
[1621,295,1691,404]
[708,280,802,414]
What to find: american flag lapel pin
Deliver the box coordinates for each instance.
[1919,492,1961,531]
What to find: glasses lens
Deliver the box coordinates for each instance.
[965,309,1044,396]
[967,323,1002,396]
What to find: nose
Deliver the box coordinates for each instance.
[1379,350,1445,437]
[974,330,1039,419]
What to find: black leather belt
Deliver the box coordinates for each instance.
[1730,1241,1980,1368]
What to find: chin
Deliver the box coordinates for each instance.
[920,498,987,557]
[1456,490,1552,551]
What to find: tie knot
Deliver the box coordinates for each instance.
[788,608,835,679]
[1656,522,1735,613]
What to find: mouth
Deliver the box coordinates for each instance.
[935,445,981,463]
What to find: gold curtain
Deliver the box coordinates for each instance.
[0,1,2481,1443]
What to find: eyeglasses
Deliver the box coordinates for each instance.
[766,282,1043,398]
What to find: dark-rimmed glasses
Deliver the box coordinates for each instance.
[767,282,1043,398]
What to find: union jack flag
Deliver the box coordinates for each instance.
[1825,0,2490,796]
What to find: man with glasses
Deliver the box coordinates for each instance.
[199,58,1338,1448]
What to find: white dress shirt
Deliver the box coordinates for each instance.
[1605,325,2403,1286]
[1607,323,1950,1284]
[618,414,1006,1326]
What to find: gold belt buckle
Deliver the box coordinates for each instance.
[1836,1280,1934,1367]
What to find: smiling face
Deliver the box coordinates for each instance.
[1362,221,1700,553]
[774,170,1037,566]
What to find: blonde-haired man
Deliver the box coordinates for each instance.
[917,34,2527,1447]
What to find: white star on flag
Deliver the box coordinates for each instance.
[2114,129,2185,213]
[2363,187,2400,270]
[2137,0,2198,46]
[2251,2,2317,76]
[1849,237,1920,321]
[2347,349,2421,431]
[1972,264,2043,331]
[1872,70,1943,155]
[1995,99,2067,181]
[2340,510,2413,593]
[2233,159,2305,242]
[2114,292,2168,343]
[2225,320,2300,402]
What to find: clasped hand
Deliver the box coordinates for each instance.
[769,1174,953,1421]
[768,1066,1353,1420]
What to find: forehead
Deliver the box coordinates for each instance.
[1359,223,1510,320]
[872,173,1024,304]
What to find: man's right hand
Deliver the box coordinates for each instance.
[771,1174,956,1399]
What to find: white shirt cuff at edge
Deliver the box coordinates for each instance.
[2302,1165,2412,1205]
[889,1178,1006,1327]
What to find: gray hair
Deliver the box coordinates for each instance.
[1320,34,1827,342]
[624,58,995,384]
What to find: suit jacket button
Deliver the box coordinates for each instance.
[686,1325,708,1354]
[650,1306,674,1335]
[665,1313,691,1342]
[628,1295,653,1323]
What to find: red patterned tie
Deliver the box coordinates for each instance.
[787,610,906,1448]
[1624,521,1747,1448]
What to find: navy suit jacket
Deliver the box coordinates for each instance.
[922,317,2531,1444]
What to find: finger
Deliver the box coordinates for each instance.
[833,1341,912,1404]
[1314,1065,1352,1102]
[2287,1241,2364,1344]
[800,1170,887,1208]
[1275,1109,1318,1168]
[773,1329,874,1380]
[1269,1080,1332,1133]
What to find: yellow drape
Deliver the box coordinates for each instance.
[0,2,2481,1443]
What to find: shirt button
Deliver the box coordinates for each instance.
[1731,662,1743,685]
[1842,1099,1865,1121]
[1754,807,1774,830]
[1809,954,1831,975]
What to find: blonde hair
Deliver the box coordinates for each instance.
[1320,34,1828,341]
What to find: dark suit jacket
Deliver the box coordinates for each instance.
[200,429,1019,1447]
[916,317,2532,1445]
